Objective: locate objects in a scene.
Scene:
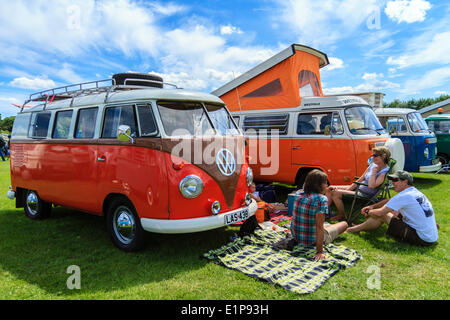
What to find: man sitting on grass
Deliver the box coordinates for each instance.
[347,171,438,246]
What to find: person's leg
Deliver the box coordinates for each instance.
[347,213,393,233]
[323,221,348,244]
[330,189,355,220]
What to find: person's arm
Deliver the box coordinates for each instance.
[367,165,387,189]
[361,198,389,215]
[364,205,392,218]
[314,213,326,261]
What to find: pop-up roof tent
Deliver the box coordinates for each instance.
[212,44,329,112]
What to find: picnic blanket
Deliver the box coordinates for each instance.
[202,229,362,295]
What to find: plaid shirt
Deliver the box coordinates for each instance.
[291,191,329,246]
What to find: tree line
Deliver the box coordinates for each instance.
[0,116,15,133]
[383,94,450,110]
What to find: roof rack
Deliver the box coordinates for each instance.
[20,74,180,113]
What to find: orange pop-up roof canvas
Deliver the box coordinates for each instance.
[212,44,329,112]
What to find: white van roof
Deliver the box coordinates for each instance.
[22,88,224,113]
[232,95,369,114]
[375,108,417,116]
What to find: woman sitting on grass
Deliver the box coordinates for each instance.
[326,146,391,221]
[291,169,348,261]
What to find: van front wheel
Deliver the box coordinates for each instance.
[24,190,52,220]
[107,197,146,252]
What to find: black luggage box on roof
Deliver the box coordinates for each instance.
[113,73,163,88]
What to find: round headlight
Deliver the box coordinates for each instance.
[246,167,253,186]
[211,201,221,215]
[245,193,252,206]
[424,147,429,159]
[179,175,204,199]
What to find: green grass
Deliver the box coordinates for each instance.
[0,160,449,300]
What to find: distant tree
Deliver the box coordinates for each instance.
[0,116,15,132]
[383,95,450,110]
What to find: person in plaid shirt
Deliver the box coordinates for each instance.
[291,170,348,260]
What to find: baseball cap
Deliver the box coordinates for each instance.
[388,170,413,184]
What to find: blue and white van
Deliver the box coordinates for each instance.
[375,108,441,173]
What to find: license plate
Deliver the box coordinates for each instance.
[224,208,249,225]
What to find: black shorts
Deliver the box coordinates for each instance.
[386,215,434,246]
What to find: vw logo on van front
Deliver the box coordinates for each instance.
[216,148,236,176]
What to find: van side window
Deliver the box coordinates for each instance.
[243,114,289,135]
[75,107,98,139]
[29,112,51,138]
[52,110,73,139]
[297,112,343,135]
[102,105,137,138]
[137,104,158,136]
[12,113,31,139]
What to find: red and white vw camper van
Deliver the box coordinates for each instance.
[8,73,256,251]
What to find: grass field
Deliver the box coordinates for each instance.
[0,160,448,300]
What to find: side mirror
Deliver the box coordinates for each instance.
[117,125,135,144]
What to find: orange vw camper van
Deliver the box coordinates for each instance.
[8,73,256,251]
[213,44,403,187]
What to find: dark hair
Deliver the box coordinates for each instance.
[303,169,328,194]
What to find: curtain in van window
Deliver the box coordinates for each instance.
[53,110,73,139]
[75,108,98,139]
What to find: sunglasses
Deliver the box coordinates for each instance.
[388,177,402,182]
[372,154,381,157]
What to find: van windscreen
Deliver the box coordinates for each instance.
[157,101,214,136]
[205,104,239,135]
[345,105,385,135]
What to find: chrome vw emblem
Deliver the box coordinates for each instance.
[216,148,236,176]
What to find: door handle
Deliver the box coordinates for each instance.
[97,157,106,162]
[292,147,302,150]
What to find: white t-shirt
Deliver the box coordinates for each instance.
[386,187,438,243]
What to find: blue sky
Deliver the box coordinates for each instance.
[1,0,449,118]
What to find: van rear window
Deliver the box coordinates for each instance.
[29,112,51,138]
[12,113,31,139]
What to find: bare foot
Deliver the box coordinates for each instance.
[346,225,361,233]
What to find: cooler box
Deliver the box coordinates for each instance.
[287,191,300,216]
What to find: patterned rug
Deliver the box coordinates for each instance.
[202,229,362,295]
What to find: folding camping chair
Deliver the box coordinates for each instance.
[345,158,396,224]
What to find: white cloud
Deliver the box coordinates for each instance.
[387,31,450,68]
[400,66,450,94]
[362,72,384,80]
[324,57,344,71]
[0,0,280,93]
[385,0,431,23]
[323,72,399,94]
[147,2,187,16]
[434,90,449,95]
[220,25,243,35]
[277,0,382,47]
[9,76,56,90]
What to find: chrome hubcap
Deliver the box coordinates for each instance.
[113,206,136,244]
[26,192,38,216]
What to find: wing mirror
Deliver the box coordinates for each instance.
[117,125,135,144]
